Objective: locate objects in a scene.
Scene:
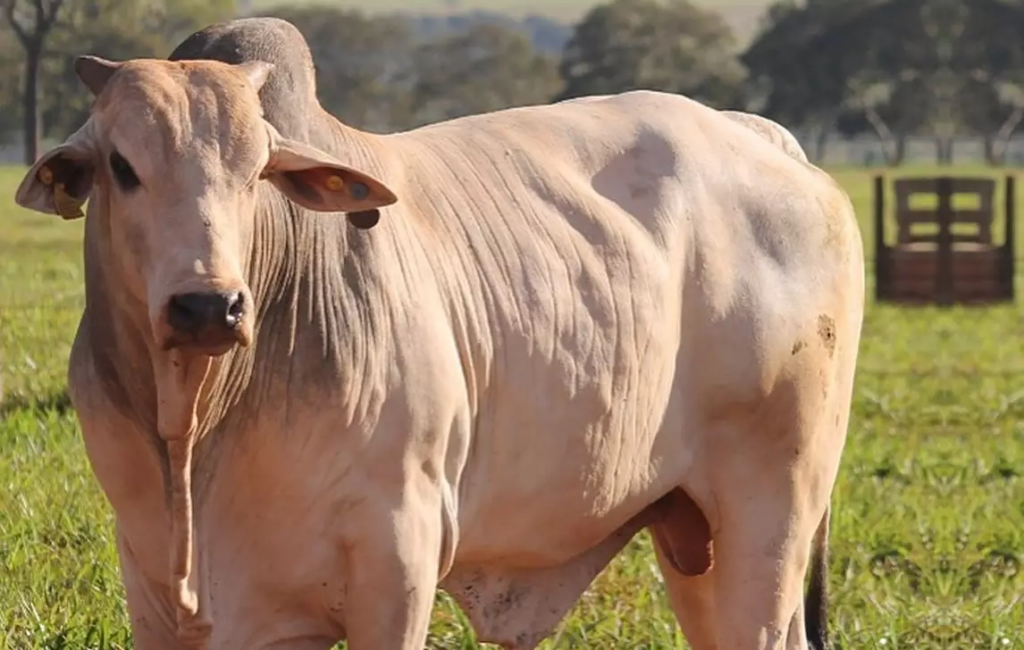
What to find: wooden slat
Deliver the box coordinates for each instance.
[948,178,997,195]
[892,176,997,247]
[893,177,996,195]
[889,244,1002,302]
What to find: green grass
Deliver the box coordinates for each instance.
[1,162,1022,649]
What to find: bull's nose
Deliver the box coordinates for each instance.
[167,290,244,334]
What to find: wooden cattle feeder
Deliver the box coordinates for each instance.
[874,175,1017,305]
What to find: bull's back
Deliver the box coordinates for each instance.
[386,97,684,558]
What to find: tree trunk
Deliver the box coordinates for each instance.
[864,108,899,166]
[984,136,995,165]
[894,134,906,166]
[22,40,42,166]
[934,138,953,166]
[813,128,828,164]
[988,105,1024,167]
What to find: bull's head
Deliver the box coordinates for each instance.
[15,56,397,357]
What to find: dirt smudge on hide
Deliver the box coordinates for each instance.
[816,314,836,357]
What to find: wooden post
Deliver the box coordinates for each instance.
[1005,175,1016,302]
[935,176,954,306]
[874,174,887,302]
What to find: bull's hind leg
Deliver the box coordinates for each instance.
[702,392,843,650]
[651,499,833,650]
[652,347,849,650]
[705,469,823,649]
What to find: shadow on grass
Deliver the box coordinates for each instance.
[0,387,74,419]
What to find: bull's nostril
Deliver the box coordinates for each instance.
[167,294,204,333]
[167,291,245,335]
[225,292,244,328]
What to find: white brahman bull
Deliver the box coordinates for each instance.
[13,17,863,650]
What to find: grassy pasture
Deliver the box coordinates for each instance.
[1,162,1022,649]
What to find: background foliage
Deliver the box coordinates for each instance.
[1,0,1024,164]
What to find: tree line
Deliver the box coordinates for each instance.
[1,0,1023,166]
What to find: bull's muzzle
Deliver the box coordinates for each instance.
[163,289,250,355]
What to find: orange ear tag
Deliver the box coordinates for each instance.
[54,182,84,220]
[37,165,53,186]
[325,175,344,191]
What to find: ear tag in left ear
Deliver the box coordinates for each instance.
[54,182,85,220]
[325,175,344,191]
[38,165,54,186]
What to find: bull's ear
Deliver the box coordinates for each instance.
[263,127,397,223]
[14,125,96,220]
[75,55,122,97]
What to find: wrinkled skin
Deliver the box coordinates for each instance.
[14,18,864,650]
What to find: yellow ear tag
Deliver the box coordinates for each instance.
[325,175,344,191]
[53,182,84,220]
[37,165,53,186]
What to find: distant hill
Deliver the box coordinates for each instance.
[246,1,771,47]
[400,11,572,55]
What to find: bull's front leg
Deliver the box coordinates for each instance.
[341,484,444,650]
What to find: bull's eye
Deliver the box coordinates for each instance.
[109,150,140,192]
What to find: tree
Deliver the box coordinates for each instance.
[411,22,561,125]
[404,10,571,56]
[38,0,234,140]
[952,0,1024,164]
[742,0,939,165]
[0,27,24,145]
[259,6,416,132]
[256,8,560,131]
[557,0,744,108]
[1,0,67,164]
[832,0,939,164]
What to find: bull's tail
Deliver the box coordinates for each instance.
[805,503,832,650]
